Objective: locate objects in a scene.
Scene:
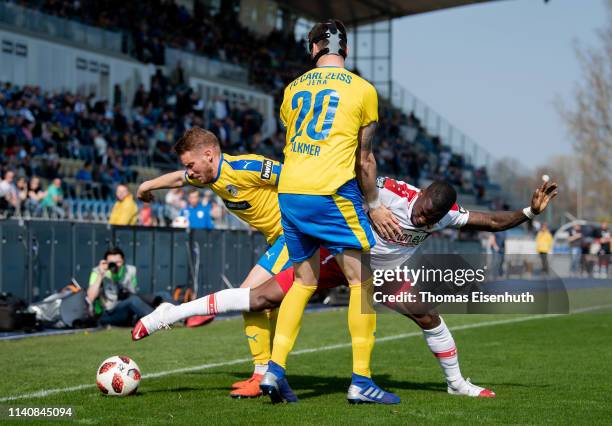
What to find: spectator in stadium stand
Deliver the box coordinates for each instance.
[109,184,138,226]
[39,177,65,218]
[139,202,155,227]
[179,189,215,230]
[212,96,229,121]
[581,228,596,277]
[132,84,147,109]
[489,231,506,278]
[202,189,222,225]
[75,161,93,183]
[164,187,184,220]
[407,152,421,187]
[171,61,186,87]
[26,176,45,214]
[113,84,123,107]
[597,222,610,278]
[86,247,152,327]
[568,224,583,276]
[15,176,28,212]
[536,223,553,275]
[0,170,18,215]
[91,128,108,160]
[0,2,504,222]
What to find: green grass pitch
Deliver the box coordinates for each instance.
[1,307,611,425]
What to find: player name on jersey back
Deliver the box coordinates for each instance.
[278,67,379,195]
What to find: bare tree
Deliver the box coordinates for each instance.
[557,0,612,220]
[534,155,579,225]
[492,154,581,227]
[491,157,531,206]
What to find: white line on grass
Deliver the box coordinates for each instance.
[1,303,610,402]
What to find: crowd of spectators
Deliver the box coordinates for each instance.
[0,168,65,218]
[0,65,266,170]
[2,0,499,225]
[0,162,227,228]
[567,222,610,278]
[24,0,308,101]
[0,73,492,223]
[18,0,482,184]
[0,66,267,220]
[20,0,489,188]
[373,109,490,198]
[480,221,611,279]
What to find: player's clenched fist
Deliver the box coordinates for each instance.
[136,183,155,203]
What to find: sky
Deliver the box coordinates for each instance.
[391,0,607,169]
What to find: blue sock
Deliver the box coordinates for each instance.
[267,361,285,379]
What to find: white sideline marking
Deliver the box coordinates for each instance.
[1,304,610,402]
[0,327,100,341]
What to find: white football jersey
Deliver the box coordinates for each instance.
[370,177,470,270]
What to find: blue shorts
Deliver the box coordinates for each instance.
[278,179,376,263]
[256,234,292,274]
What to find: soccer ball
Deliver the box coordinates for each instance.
[96,355,141,396]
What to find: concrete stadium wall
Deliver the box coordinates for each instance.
[0,27,155,105]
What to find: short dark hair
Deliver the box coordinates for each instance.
[174,127,220,156]
[104,247,125,260]
[427,181,457,216]
[308,20,348,54]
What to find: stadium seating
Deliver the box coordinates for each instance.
[0,2,503,225]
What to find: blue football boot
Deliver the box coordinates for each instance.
[259,361,298,404]
[346,373,400,404]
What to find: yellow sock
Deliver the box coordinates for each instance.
[242,311,271,368]
[270,282,316,369]
[266,308,278,354]
[349,277,376,377]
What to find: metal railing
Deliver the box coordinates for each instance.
[165,48,249,83]
[390,82,494,173]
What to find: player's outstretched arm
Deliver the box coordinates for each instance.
[137,170,186,202]
[462,180,558,232]
[356,123,400,239]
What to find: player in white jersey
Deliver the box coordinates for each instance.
[135,177,557,399]
[370,177,470,263]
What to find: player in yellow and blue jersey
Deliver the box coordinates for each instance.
[134,127,288,397]
[260,20,402,405]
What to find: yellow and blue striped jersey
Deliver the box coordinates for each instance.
[278,66,378,195]
[184,153,283,245]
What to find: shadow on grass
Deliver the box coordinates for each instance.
[289,374,448,400]
[186,372,448,400]
[137,371,551,399]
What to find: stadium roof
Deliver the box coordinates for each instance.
[281,0,500,26]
